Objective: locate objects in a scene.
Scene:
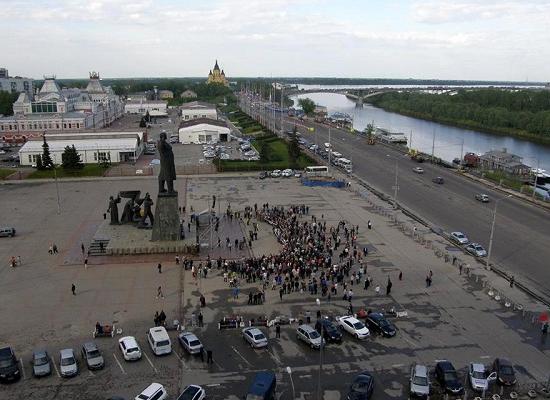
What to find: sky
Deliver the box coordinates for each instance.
[2,0,550,81]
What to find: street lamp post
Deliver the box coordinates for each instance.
[286,366,296,399]
[316,298,323,400]
[387,155,399,209]
[486,194,512,270]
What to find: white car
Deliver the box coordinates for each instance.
[338,316,370,339]
[281,169,294,177]
[220,153,230,160]
[59,348,78,378]
[178,332,203,355]
[135,382,168,400]
[469,363,496,392]
[119,336,142,361]
[450,231,469,245]
[203,152,216,159]
[242,327,268,348]
[271,169,281,178]
[413,167,424,174]
[177,385,205,400]
[465,243,487,257]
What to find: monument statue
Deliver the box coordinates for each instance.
[120,198,135,224]
[107,195,121,225]
[139,193,155,228]
[157,132,176,195]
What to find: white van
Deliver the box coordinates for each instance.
[331,151,342,158]
[324,142,332,149]
[135,382,167,400]
[147,327,171,356]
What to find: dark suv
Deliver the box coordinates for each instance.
[493,358,517,386]
[0,346,21,383]
[435,361,463,395]
[365,312,396,337]
[315,318,342,343]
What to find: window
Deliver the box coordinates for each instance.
[68,123,72,129]
[9,125,12,130]
[28,155,32,163]
[63,123,67,129]
[184,115,189,120]
[56,124,60,129]
[76,123,80,129]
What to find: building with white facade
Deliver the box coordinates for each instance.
[180,101,217,121]
[0,72,123,142]
[178,118,230,144]
[0,67,34,98]
[19,131,144,166]
[124,100,167,116]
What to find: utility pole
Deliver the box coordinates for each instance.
[487,195,512,270]
[316,298,323,400]
[280,86,284,137]
[394,159,398,208]
[532,158,540,199]
[460,138,464,168]
[54,166,61,214]
[328,128,331,173]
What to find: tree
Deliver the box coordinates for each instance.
[288,126,301,167]
[35,154,44,170]
[41,136,54,169]
[259,140,272,163]
[0,92,18,116]
[298,98,316,116]
[61,145,84,170]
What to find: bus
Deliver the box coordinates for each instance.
[304,166,329,177]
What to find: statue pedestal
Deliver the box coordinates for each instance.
[151,192,180,241]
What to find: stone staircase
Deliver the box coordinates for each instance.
[88,239,109,256]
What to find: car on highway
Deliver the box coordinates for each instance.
[468,362,496,392]
[178,332,203,355]
[31,349,52,377]
[409,364,430,398]
[0,227,16,238]
[413,167,424,174]
[135,382,168,400]
[0,346,21,382]
[259,171,268,179]
[118,336,142,361]
[281,169,294,177]
[315,318,343,343]
[346,371,374,400]
[338,315,370,339]
[450,231,469,245]
[296,324,324,349]
[177,384,205,400]
[475,193,490,202]
[465,242,487,257]
[271,169,281,178]
[364,312,396,337]
[81,342,104,370]
[435,361,464,395]
[242,327,268,348]
[59,348,78,378]
[493,358,517,386]
[432,176,444,184]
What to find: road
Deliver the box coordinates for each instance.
[243,100,550,302]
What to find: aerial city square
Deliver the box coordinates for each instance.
[1,1,550,400]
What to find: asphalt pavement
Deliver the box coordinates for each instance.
[245,103,550,303]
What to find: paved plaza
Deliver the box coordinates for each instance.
[0,175,549,400]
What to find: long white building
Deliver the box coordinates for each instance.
[19,131,144,166]
[180,101,217,121]
[0,72,123,142]
[178,118,230,144]
[124,100,167,116]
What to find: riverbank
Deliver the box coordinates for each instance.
[365,101,550,146]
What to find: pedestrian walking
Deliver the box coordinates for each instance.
[157,263,162,273]
[156,286,164,299]
[81,243,85,255]
[154,311,159,326]
[375,285,380,295]
[71,284,76,295]
[386,278,392,295]
[84,258,88,269]
[53,243,58,254]
[199,346,204,362]
[510,275,515,288]
[279,288,283,301]
[367,220,372,230]
[207,350,213,364]
[48,244,53,255]
[398,271,403,281]
[198,311,204,327]
[275,324,281,338]
[425,275,432,287]
[364,278,370,291]
[175,254,180,265]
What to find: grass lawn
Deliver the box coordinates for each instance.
[218,135,317,172]
[26,164,110,179]
[0,168,17,179]
[483,170,525,191]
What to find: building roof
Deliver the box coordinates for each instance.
[180,101,216,110]
[39,78,61,95]
[178,118,227,129]
[1,112,89,121]
[85,77,105,94]
[19,137,139,153]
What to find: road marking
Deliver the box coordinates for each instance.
[19,359,26,379]
[112,353,126,374]
[88,369,94,377]
[270,349,282,365]
[480,355,491,359]
[231,346,252,366]
[392,363,405,368]
[207,384,221,387]
[299,374,312,378]
[213,359,223,370]
[52,359,61,377]
[143,352,158,373]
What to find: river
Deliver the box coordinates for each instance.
[290,92,550,172]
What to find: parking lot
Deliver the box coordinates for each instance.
[0,176,548,399]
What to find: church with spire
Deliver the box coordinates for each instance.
[206,60,228,86]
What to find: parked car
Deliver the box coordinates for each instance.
[31,349,52,377]
[246,371,276,400]
[435,361,464,395]
[242,327,268,349]
[413,167,424,174]
[432,176,444,184]
[409,364,430,398]
[296,324,323,349]
[294,172,302,178]
[346,371,374,400]
[118,336,142,361]
[475,193,490,202]
[450,231,469,245]
[465,243,487,257]
[338,315,370,339]
[493,358,517,386]
[315,318,342,343]
[81,342,104,370]
[0,346,21,382]
[178,332,203,355]
[271,169,281,178]
[469,362,496,392]
[177,385,205,400]
[147,327,172,356]
[259,171,268,179]
[364,312,396,337]
[0,227,16,238]
[135,383,167,400]
[59,348,78,378]
[281,169,294,177]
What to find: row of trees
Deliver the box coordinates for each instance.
[369,90,550,140]
[35,137,84,170]
[0,92,18,116]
